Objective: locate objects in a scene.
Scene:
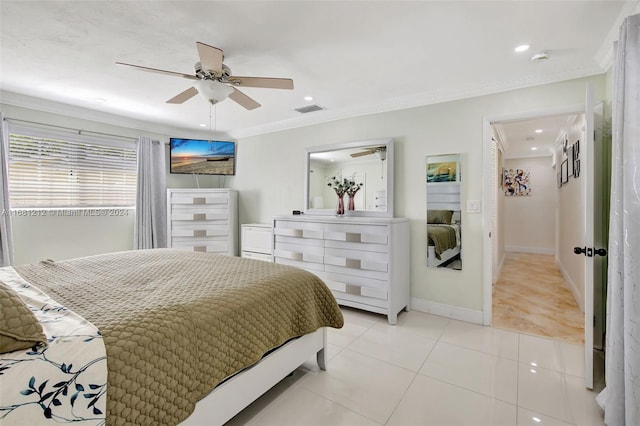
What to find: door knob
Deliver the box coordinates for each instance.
[594,248,607,257]
[574,246,607,257]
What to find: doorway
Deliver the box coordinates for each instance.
[489,113,585,344]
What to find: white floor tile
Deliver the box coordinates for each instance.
[420,341,518,404]
[564,374,605,426]
[519,334,563,372]
[387,375,517,426]
[226,308,605,426]
[516,407,573,426]
[392,310,450,340]
[558,341,584,377]
[297,349,415,424]
[517,363,572,423]
[348,321,437,371]
[241,386,381,426]
[440,319,519,360]
[328,308,378,348]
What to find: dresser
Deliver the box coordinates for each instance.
[166,189,238,256]
[241,223,273,262]
[272,215,409,324]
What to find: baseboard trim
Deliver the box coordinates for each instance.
[505,246,555,255]
[556,259,584,313]
[411,298,484,325]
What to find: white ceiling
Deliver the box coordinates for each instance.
[0,1,636,141]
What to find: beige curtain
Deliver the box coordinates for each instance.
[133,136,166,249]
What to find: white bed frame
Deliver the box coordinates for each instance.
[427,244,461,268]
[182,328,327,425]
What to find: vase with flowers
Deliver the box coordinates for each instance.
[327,175,363,216]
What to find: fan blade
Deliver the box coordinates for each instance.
[350,149,377,158]
[228,76,294,90]
[196,42,223,76]
[116,62,198,80]
[228,87,261,110]
[167,87,199,104]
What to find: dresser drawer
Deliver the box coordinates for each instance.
[324,272,388,300]
[323,223,388,245]
[273,241,324,264]
[274,257,324,272]
[171,223,229,236]
[170,193,229,205]
[172,240,230,254]
[241,251,272,262]
[324,247,388,272]
[171,211,229,221]
[274,221,324,239]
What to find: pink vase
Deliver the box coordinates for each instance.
[336,195,345,216]
[347,195,355,211]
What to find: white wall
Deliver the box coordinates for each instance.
[1,74,607,317]
[503,156,556,254]
[231,75,607,315]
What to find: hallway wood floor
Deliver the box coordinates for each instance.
[492,252,584,344]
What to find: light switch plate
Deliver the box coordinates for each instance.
[466,200,481,213]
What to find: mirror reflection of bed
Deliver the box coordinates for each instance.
[426,154,462,270]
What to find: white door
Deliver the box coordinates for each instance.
[579,83,607,390]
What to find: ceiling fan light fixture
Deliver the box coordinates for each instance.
[196,79,234,103]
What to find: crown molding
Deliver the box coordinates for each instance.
[0,91,219,140]
[228,65,605,139]
[594,1,640,71]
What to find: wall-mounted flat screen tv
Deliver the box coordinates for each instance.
[170,138,236,175]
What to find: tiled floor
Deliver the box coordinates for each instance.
[226,308,604,425]
[492,253,584,344]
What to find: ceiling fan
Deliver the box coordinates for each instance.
[350,146,386,160]
[116,41,294,110]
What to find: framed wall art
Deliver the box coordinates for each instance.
[561,159,569,184]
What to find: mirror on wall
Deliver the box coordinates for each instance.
[305,138,394,217]
[426,153,462,270]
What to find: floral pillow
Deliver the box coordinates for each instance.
[427,210,454,225]
[0,281,47,353]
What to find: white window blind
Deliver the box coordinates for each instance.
[7,124,137,208]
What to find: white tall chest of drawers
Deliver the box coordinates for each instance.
[273,215,410,324]
[166,189,238,256]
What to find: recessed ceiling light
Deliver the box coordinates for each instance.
[515,44,530,53]
[199,123,207,127]
[531,51,550,62]
[531,147,538,151]
[535,129,543,133]
[304,96,313,102]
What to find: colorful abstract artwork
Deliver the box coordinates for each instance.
[503,168,531,196]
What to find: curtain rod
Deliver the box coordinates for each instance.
[3,117,138,142]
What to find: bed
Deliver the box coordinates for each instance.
[0,249,344,425]
[427,209,461,268]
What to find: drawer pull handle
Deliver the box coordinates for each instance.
[193,197,206,205]
[193,214,206,221]
[345,259,362,269]
[345,284,361,295]
[193,230,206,237]
[194,246,207,252]
[345,233,362,243]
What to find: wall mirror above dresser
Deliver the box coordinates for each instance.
[426,153,463,270]
[304,138,394,217]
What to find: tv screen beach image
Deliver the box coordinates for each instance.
[170,139,235,175]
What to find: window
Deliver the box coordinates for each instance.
[8,124,137,208]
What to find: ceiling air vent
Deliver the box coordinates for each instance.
[295,104,326,114]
